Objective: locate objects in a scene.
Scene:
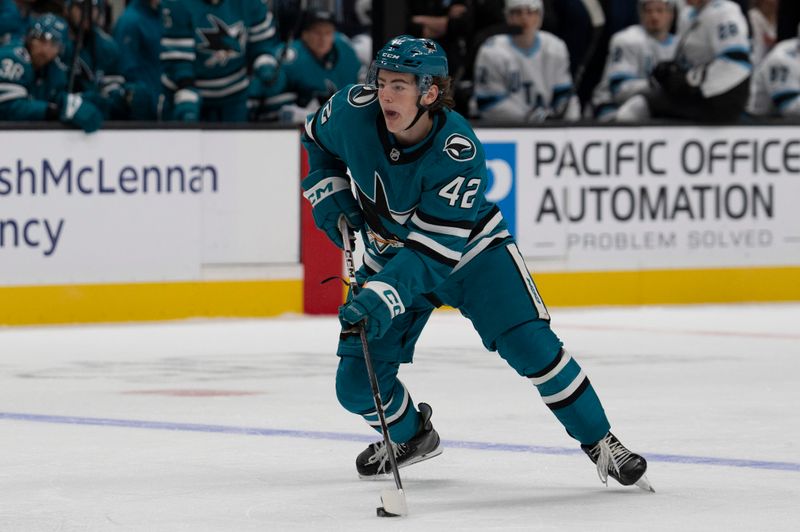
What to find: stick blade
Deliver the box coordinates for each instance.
[376,488,407,517]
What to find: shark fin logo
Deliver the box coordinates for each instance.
[443,134,476,162]
[197,15,245,68]
[347,84,378,107]
[355,171,414,252]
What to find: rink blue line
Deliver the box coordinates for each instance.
[2,412,799,474]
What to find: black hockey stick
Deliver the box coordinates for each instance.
[338,217,408,518]
[573,0,606,96]
[545,0,605,121]
[67,0,93,94]
[672,1,710,61]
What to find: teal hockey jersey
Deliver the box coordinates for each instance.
[283,33,360,106]
[0,41,66,121]
[248,31,360,120]
[302,84,512,308]
[256,32,360,106]
[160,0,278,101]
[61,27,127,118]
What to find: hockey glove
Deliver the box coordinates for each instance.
[279,101,320,124]
[253,54,279,87]
[78,89,111,117]
[173,88,201,122]
[60,93,103,133]
[303,175,364,248]
[339,283,401,341]
[651,61,677,87]
[652,61,701,99]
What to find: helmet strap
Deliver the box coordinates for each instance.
[404,79,439,131]
[404,97,430,131]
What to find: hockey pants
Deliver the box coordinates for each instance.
[335,242,611,445]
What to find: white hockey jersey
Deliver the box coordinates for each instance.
[747,7,777,66]
[473,31,580,122]
[675,0,751,98]
[747,38,800,117]
[592,25,677,118]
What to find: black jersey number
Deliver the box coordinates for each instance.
[439,177,481,208]
[770,65,789,84]
[717,22,739,40]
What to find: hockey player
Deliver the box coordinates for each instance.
[592,0,677,121]
[301,35,652,490]
[0,13,102,132]
[63,0,146,120]
[160,0,281,122]
[747,24,800,118]
[472,0,580,123]
[248,7,360,123]
[112,0,162,120]
[748,0,777,66]
[617,0,751,123]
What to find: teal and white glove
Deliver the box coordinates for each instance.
[60,93,103,133]
[253,54,279,87]
[339,282,405,341]
[302,175,364,248]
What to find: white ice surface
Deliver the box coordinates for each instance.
[1,304,799,531]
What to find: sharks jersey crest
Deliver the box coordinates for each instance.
[347,84,378,107]
[355,171,415,253]
[197,15,245,68]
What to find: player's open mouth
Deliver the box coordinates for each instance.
[384,110,399,120]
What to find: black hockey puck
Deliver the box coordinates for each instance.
[376,506,401,517]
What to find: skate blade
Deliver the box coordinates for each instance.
[359,446,444,480]
[635,474,655,493]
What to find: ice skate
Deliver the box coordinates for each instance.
[581,432,654,492]
[356,402,443,479]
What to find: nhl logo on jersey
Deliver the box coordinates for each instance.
[347,84,378,107]
[390,148,400,161]
[443,134,477,162]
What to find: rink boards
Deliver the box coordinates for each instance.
[1,125,799,324]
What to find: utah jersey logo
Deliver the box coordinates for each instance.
[347,84,378,107]
[197,15,245,68]
[443,134,477,162]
